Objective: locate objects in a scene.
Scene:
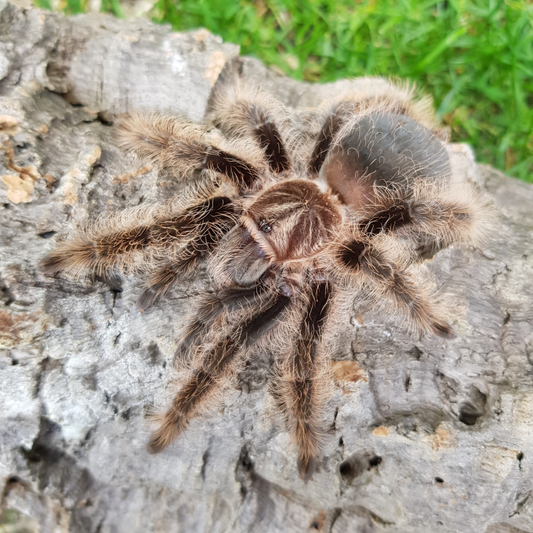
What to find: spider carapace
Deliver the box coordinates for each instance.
[41,78,489,480]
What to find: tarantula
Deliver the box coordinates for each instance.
[41,77,489,480]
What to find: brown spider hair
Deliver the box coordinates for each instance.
[40,75,491,481]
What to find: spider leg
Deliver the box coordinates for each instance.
[149,282,291,453]
[117,113,262,191]
[137,197,241,309]
[208,82,291,173]
[358,181,490,257]
[336,238,454,339]
[307,100,362,177]
[308,107,347,176]
[40,195,239,281]
[405,183,490,255]
[272,280,333,481]
[175,274,277,360]
[137,250,200,311]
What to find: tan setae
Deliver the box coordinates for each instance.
[40,76,491,481]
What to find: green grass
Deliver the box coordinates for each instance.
[37,0,533,182]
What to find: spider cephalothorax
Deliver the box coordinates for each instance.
[220,179,343,286]
[41,77,490,480]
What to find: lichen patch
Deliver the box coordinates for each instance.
[60,169,83,205]
[332,360,368,383]
[113,164,152,184]
[0,115,20,136]
[422,423,456,451]
[194,28,211,44]
[205,51,227,86]
[2,173,36,203]
[0,140,42,203]
[373,426,390,437]
[84,145,101,167]
[0,309,44,348]
[1,164,40,204]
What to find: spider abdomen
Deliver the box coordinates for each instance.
[324,111,452,211]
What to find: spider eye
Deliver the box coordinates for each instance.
[258,219,272,233]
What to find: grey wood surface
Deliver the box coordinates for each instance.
[1,3,532,532]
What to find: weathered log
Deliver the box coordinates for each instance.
[1,3,532,532]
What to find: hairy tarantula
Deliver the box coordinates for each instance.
[41,77,489,481]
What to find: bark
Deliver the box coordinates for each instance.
[1,3,532,532]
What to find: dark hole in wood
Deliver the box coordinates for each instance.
[339,460,353,478]
[38,231,57,239]
[408,346,423,360]
[368,455,382,468]
[458,404,483,426]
